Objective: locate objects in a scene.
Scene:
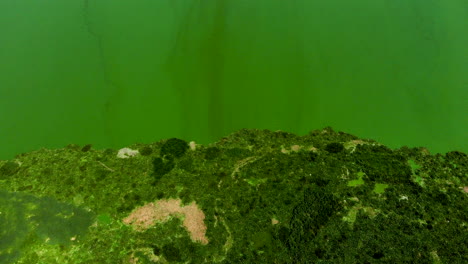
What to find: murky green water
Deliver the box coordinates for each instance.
[0,0,466,160]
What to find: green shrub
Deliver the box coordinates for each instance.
[204,147,221,160]
[152,157,175,183]
[162,243,181,262]
[161,138,189,158]
[0,161,19,178]
[139,146,153,156]
[325,142,344,153]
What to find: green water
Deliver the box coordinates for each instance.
[0,0,466,160]
[0,190,94,263]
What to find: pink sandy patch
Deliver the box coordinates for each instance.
[123,198,209,245]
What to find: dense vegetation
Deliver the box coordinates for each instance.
[0,127,466,263]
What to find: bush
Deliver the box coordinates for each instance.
[162,243,181,262]
[0,161,20,178]
[152,157,175,183]
[286,185,342,262]
[325,142,344,153]
[161,138,189,158]
[225,148,251,158]
[204,147,221,160]
[353,144,412,184]
[139,146,153,156]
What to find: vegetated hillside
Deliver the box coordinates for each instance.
[0,127,466,263]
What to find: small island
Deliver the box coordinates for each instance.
[0,127,466,263]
